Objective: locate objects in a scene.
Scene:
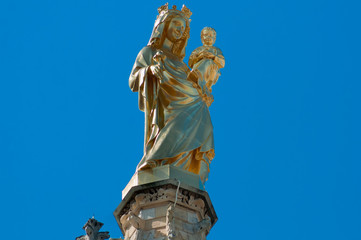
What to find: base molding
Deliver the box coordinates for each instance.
[114,179,217,240]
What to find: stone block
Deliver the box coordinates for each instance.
[114,179,216,240]
[122,165,205,198]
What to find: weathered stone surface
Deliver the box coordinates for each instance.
[114,178,217,240]
[76,218,110,240]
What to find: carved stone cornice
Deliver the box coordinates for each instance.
[113,179,217,240]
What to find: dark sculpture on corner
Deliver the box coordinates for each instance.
[76,218,110,240]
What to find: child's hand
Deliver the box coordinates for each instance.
[198,51,215,60]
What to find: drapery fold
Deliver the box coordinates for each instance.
[129,46,215,182]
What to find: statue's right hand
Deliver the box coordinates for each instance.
[149,65,162,79]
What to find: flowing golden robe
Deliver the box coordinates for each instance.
[129,46,214,182]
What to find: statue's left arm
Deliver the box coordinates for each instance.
[188,47,203,69]
[213,47,225,69]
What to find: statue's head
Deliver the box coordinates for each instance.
[165,16,186,43]
[201,27,216,47]
[148,3,192,60]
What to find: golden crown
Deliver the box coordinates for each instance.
[157,3,192,20]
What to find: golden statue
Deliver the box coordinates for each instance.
[188,27,225,107]
[129,4,224,183]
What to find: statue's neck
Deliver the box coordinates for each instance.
[162,38,174,53]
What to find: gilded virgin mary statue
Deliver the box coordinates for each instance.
[129,4,218,183]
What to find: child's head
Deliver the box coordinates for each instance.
[201,27,216,46]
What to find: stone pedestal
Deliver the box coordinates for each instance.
[113,166,217,240]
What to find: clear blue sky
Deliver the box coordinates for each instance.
[1,1,360,239]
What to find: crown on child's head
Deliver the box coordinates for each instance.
[157,3,192,20]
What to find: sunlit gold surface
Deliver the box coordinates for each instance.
[129,4,224,183]
[122,165,205,199]
[188,27,225,105]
